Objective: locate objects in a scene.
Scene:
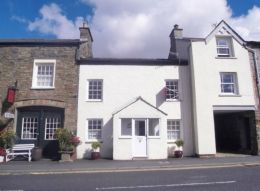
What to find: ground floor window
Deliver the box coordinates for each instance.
[167,120,180,140]
[45,117,62,140]
[121,118,132,136]
[148,119,160,136]
[21,117,38,140]
[120,118,160,137]
[87,119,102,140]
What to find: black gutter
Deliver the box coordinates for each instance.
[78,58,188,65]
[0,39,80,46]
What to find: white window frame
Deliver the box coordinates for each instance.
[32,59,56,89]
[167,119,181,141]
[120,118,132,138]
[21,117,38,140]
[147,118,160,138]
[44,117,61,140]
[220,72,238,95]
[216,37,234,57]
[165,80,179,101]
[86,79,103,101]
[86,119,103,141]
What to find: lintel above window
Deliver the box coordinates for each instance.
[32,59,56,89]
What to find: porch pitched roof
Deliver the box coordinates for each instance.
[112,96,167,116]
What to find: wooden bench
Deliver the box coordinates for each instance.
[6,144,35,162]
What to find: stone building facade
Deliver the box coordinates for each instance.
[0,25,92,158]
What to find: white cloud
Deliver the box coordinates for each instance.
[228,6,260,41]
[28,1,260,58]
[28,3,83,39]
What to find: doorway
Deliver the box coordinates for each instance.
[16,106,64,159]
[133,119,147,157]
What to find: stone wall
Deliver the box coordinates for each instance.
[248,47,260,155]
[0,44,79,131]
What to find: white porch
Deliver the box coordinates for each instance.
[113,97,168,160]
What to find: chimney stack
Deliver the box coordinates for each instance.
[168,24,183,59]
[170,24,183,39]
[77,21,93,59]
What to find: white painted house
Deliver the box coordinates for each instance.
[171,20,257,156]
[77,20,258,159]
[76,59,194,159]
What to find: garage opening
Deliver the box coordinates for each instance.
[214,111,257,155]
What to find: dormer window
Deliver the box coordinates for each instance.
[216,37,233,57]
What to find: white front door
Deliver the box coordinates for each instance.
[133,119,147,157]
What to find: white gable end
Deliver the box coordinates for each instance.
[205,20,245,46]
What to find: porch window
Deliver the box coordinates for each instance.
[165,80,179,100]
[87,80,103,101]
[121,118,132,136]
[21,117,38,140]
[32,59,56,89]
[148,118,160,136]
[87,119,102,140]
[167,120,180,140]
[45,117,61,140]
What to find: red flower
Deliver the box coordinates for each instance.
[70,135,81,147]
[0,148,6,156]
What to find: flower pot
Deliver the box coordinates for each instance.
[59,150,74,162]
[91,152,100,160]
[174,150,183,158]
[0,156,4,163]
[32,147,42,161]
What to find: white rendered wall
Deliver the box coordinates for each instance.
[190,36,256,155]
[77,64,194,159]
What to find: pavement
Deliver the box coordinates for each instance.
[1,155,260,175]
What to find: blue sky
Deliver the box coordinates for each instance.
[0,0,259,57]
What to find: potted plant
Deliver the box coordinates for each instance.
[91,141,101,160]
[55,128,81,161]
[174,139,184,158]
[0,148,6,163]
[0,129,15,162]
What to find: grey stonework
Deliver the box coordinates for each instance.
[0,44,79,131]
[247,41,260,155]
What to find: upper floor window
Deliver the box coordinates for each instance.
[32,59,56,89]
[165,80,179,101]
[216,37,234,57]
[220,72,238,94]
[87,79,103,101]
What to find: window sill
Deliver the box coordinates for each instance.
[119,136,132,139]
[165,99,180,102]
[167,140,178,143]
[219,94,241,97]
[86,99,103,102]
[31,87,55,90]
[85,140,103,143]
[147,136,160,139]
[215,56,237,59]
